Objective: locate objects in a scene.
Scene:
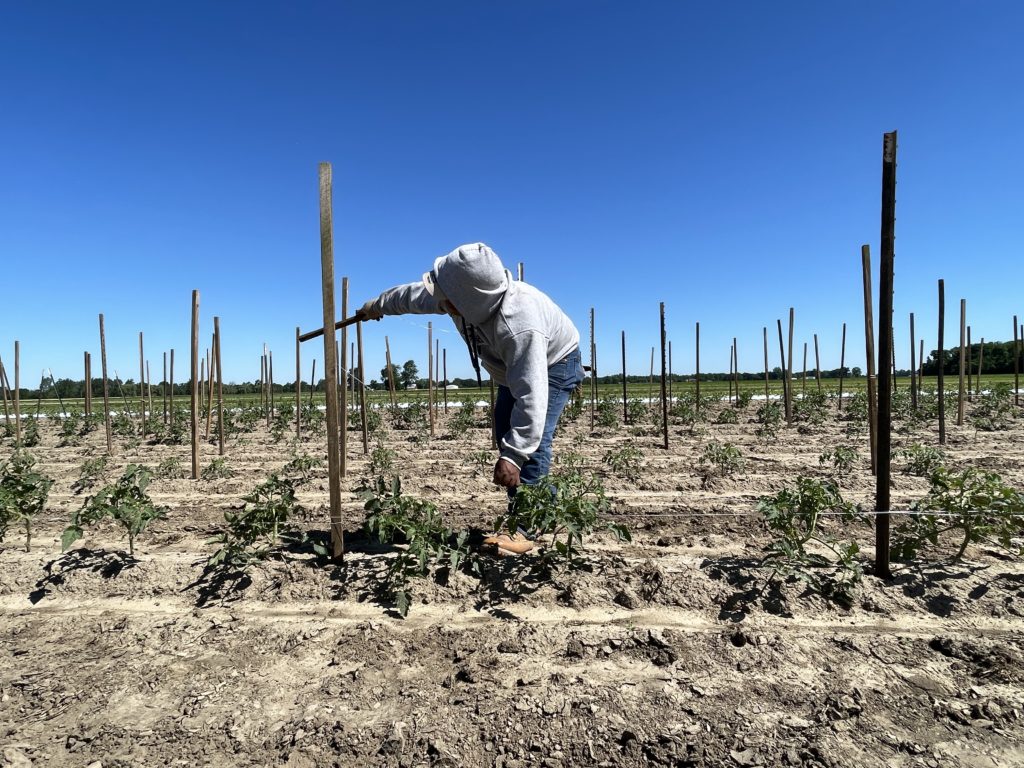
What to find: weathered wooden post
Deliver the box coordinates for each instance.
[838,322,847,412]
[938,280,946,445]
[215,317,224,456]
[694,322,701,404]
[190,290,200,479]
[169,349,175,433]
[384,336,398,408]
[428,322,435,437]
[318,162,344,560]
[84,351,92,417]
[620,331,628,423]
[875,129,896,580]
[357,319,369,453]
[776,320,788,422]
[13,343,21,448]
[862,246,877,474]
[977,337,985,396]
[340,278,349,477]
[957,299,966,426]
[660,302,668,450]
[162,351,167,424]
[909,313,917,411]
[787,308,795,421]
[801,341,808,397]
[813,334,822,393]
[966,325,973,402]
[295,327,302,440]
[589,308,596,430]
[762,327,769,401]
[98,316,112,455]
[0,357,10,431]
[442,349,448,414]
[1015,316,1020,406]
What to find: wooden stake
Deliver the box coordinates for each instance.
[668,341,673,405]
[138,332,146,436]
[517,262,524,281]
[190,290,200,479]
[957,299,966,426]
[442,349,448,414]
[384,336,397,407]
[919,339,925,397]
[695,322,701,404]
[428,321,435,437]
[814,334,822,393]
[648,347,654,407]
[269,351,275,421]
[0,357,10,430]
[1007,315,1015,409]
[910,314,917,411]
[966,325,973,402]
[295,327,302,440]
[786,308,795,423]
[875,129,897,580]
[589,308,596,430]
[357,320,369,454]
[621,331,628,423]
[660,303,668,449]
[13,342,21,448]
[489,379,497,450]
[977,337,985,396]
[862,246,877,474]
[732,338,738,404]
[801,341,808,397]
[838,323,847,412]
[762,327,769,402]
[162,351,167,424]
[938,280,946,445]
[318,162,343,560]
[776,319,788,421]
[98,316,112,455]
[169,349,175,433]
[309,359,316,406]
[146,361,153,429]
[206,335,216,439]
[83,351,91,416]
[215,318,224,455]
[340,277,348,477]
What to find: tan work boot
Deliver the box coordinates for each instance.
[482,532,534,556]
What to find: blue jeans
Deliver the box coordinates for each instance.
[494,347,584,495]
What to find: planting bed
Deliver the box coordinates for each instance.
[2,395,1024,768]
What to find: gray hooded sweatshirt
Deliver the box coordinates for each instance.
[365,243,580,468]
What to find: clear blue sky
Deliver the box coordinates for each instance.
[2,2,1022,387]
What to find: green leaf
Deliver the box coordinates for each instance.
[61,525,83,552]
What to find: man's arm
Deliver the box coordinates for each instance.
[361,282,444,319]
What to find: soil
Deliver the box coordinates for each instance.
[2,396,1024,768]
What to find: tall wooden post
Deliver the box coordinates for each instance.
[875,130,896,579]
[732,338,738,404]
[190,290,200,479]
[938,280,946,445]
[83,351,91,416]
[762,327,769,402]
[977,338,985,396]
[660,302,668,449]
[295,327,302,440]
[0,357,10,431]
[862,246,877,474]
[648,347,654,407]
[621,331,628,423]
[909,314,917,411]
[838,322,847,412]
[489,379,497,450]
[1014,316,1020,406]
[98,316,112,454]
[138,332,146,437]
[162,351,167,424]
[966,326,973,402]
[442,349,448,414]
[340,277,348,477]
[668,341,673,405]
[813,334,822,393]
[318,162,344,560]
[357,320,369,453]
[215,318,224,455]
[694,322,701,404]
[384,336,397,408]
[801,341,808,397]
[589,308,596,430]
[13,343,21,448]
[169,350,175,432]
[776,320,788,421]
[786,308,795,422]
[957,299,966,426]
[427,322,435,437]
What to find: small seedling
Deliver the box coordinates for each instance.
[601,443,644,481]
[971,383,1015,432]
[714,407,739,425]
[755,401,783,443]
[154,456,186,480]
[63,464,166,557]
[282,451,322,485]
[207,473,308,568]
[819,446,858,474]
[896,444,946,477]
[699,441,744,478]
[497,473,630,566]
[445,403,477,439]
[72,455,110,495]
[892,467,1024,563]
[464,449,492,477]
[201,458,235,481]
[758,476,865,604]
[360,476,473,617]
[0,452,53,552]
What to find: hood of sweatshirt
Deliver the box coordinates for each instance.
[431,243,510,325]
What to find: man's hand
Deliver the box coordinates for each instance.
[493,459,521,489]
[359,300,383,321]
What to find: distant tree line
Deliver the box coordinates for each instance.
[8,341,1021,399]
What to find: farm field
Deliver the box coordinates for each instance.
[2,390,1023,768]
